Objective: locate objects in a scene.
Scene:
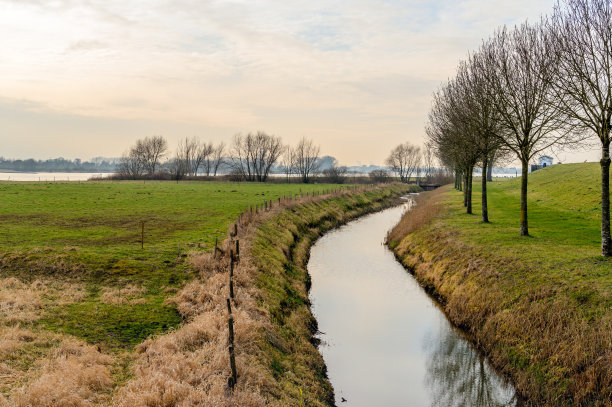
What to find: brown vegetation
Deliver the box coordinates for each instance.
[112,184,412,406]
[388,188,612,406]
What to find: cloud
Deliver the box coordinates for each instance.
[65,39,108,53]
[0,0,565,164]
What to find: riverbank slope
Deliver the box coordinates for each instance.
[113,183,416,406]
[388,163,611,406]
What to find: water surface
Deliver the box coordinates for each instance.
[0,172,107,181]
[308,201,520,407]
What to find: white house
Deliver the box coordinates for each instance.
[539,156,553,168]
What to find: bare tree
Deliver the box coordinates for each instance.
[166,155,189,180]
[229,131,283,182]
[457,56,508,222]
[427,81,480,214]
[550,0,612,255]
[140,136,168,175]
[293,137,321,183]
[423,143,436,183]
[117,153,144,179]
[369,169,391,183]
[210,142,226,176]
[480,22,569,235]
[385,142,422,183]
[279,145,295,182]
[117,136,168,178]
[322,158,348,184]
[193,141,214,176]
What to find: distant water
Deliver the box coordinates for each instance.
[0,172,110,181]
[308,201,521,407]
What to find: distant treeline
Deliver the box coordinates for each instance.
[0,157,118,172]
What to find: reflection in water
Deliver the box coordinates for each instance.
[425,328,520,407]
[308,202,522,407]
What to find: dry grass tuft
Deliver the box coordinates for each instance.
[8,339,114,407]
[100,285,147,305]
[0,278,86,324]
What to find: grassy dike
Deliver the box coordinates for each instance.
[387,163,611,406]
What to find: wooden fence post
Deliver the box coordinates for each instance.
[228,344,237,389]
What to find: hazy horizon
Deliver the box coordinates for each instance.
[0,0,601,165]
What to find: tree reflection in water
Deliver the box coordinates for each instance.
[425,327,521,407]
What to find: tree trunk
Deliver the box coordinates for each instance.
[600,140,611,256]
[520,159,529,236]
[463,171,468,207]
[466,166,473,214]
[482,157,489,223]
[487,151,494,182]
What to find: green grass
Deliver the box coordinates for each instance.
[0,180,344,349]
[392,162,611,405]
[447,163,611,311]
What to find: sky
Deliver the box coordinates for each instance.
[0,0,601,165]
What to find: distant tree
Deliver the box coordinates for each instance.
[322,158,348,184]
[192,141,213,176]
[207,142,226,176]
[293,137,321,183]
[229,132,283,182]
[117,136,168,178]
[117,153,144,179]
[279,145,296,182]
[165,155,189,180]
[140,136,168,175]
[369,169,391,183]
[175,137,210,176]
[422,144,436,183]
[385,142,421,183]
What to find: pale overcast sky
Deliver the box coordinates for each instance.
[0,0,600,164]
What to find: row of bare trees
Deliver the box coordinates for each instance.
[118,136,226,179]
[384,142,441,184]
[427,0,612,256]
[118,133,324,183]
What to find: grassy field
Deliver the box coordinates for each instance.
[0,180,340,350]
[389,162,611,405]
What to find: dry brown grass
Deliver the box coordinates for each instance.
[9,339,114,407]
[113,236,273,406]
[100,285,147,306]
[0,277,112,405]
[0,277,86,324]
[391,188,612,406]
[112,184,410,406]
[387,186,448,244]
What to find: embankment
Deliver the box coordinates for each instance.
[387,165,611,407]
[113,183,415,406]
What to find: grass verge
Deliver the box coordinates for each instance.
[388,163,611,406]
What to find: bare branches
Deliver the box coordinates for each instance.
[549,0,612,255]
[293,137,321,183]
[385,142,421,183]
[229,132,283,182]
[117,136,168,179]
